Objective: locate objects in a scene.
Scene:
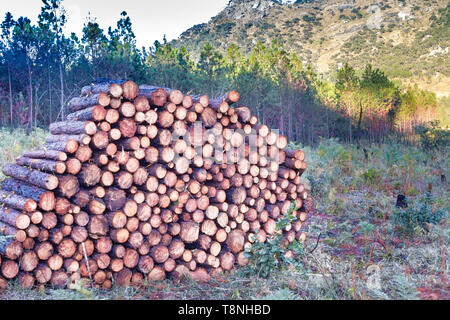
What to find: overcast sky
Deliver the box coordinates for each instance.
[0,0,229,48]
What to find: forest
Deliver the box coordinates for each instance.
[0,0,447,148]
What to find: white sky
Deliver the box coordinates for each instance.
[0,0,230,48]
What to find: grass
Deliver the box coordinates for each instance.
[0,127,48,181]
[0,129,449,300]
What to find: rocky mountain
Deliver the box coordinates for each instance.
[171,0,450,97]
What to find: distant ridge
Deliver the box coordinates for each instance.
[171,0,450,97]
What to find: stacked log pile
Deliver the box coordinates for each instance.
[0,80,310,290]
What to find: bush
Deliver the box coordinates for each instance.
[361,167,382,186]
[307,173,328,198]
[392,192,448,233]
[351,8,363,19]
[414,121,449,151]
[242,202,307,278]
[215,22,236,37]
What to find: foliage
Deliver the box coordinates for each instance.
[335,63,407,142]
[414,121,449,151]
[392,192,448,234]
[242,202,307,279]
[357,221,374,235]
[437,96,450,128]
[361,167,382,186]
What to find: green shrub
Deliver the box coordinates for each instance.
[414,121,449,151]
[361,167,382,185]
[306,173,327,198]
[392,192,448,233]
[358,221,375,235]
[387,23,396,32]
[215,22,236,37]
[351,8,363,19]
[242,202,307,278]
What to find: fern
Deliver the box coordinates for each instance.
[242,201,307,279]
[392,191,448,234]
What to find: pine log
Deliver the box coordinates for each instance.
[23,149,67,162]
[43,140,78,154]
[111,229,129,244]
[1,179,56,212]
[80,80,126,96]
[180,222,199,243]
[49,121,97,136]
[19,273,35,288]
[68,94,106,112]
[20,251,39,272]
[234,106,252,123]
[0,190,37,213]
[200,108,217,128]
[119,119,137,138]
[1,260,19,279]
[226,230,245,253]
[16,157,66,175]
[122,81,140,100]
[91,131,109,150]
[2,164,59,191]
[139,86,170,107]
[45,134,91,146]
[285,149,305,161]
[80,164,101,187]
[58,175,80,198]
[0,221,17,249]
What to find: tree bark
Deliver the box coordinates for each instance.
[16,157,66,175]
[2,164,59,191]
[23,149,67,162]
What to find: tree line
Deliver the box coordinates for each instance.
[0,0,444,146]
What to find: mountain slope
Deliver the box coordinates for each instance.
[171,0,450,97]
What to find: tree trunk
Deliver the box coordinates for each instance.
[1,178,56,211]
[357,100,363,143]
[27,61,33,134]
[59,62,65,120]
[48,64,52,124]
[23,149,67,162]
[2,164,59,191]
[8,64,13,127]
[16,157,66,175]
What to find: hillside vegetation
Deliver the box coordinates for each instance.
[173,0,450,97]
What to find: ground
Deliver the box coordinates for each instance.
[0,128,448,300]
